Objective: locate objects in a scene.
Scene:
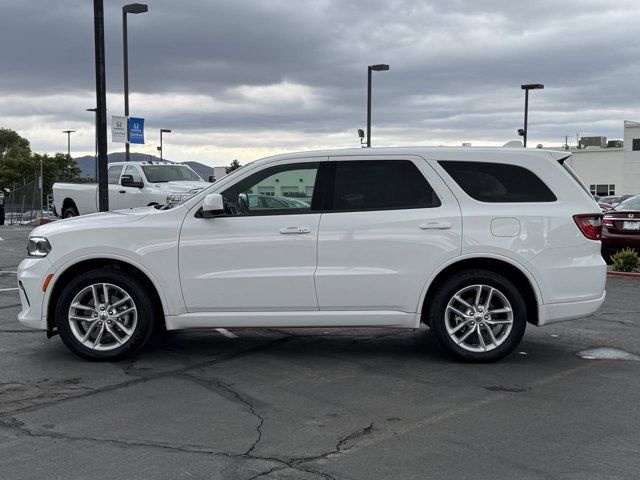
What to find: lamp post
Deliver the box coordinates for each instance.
[62,130,75,158]
[366,64,389,147]
[158,129,171,159]
[519,83,544,148]
[122,3,148,162]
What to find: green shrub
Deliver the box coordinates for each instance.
[611,248,640,272]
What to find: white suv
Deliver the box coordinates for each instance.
[17,147,606,362]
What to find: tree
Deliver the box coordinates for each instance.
[0,128,83,195]
[226,159,241,174]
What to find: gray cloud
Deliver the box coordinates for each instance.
[1,0,640,162]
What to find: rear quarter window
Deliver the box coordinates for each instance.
[439,161,557,203]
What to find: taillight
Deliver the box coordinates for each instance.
[573,214,603,240]
[603,216,614,228]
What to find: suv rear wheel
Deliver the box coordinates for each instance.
[428,269,527,362]
[55,268,155,361]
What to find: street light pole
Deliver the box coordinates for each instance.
[366,64,389,148]
[62,130,75,165]
[519,84,544,148]
[122,3,148,162]
[159,129,171,159]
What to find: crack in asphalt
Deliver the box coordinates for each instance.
[0,335,294,418]
[0,415,374,480]
[178,372,266,456]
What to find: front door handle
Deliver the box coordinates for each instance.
[279,226,311,234]
[119,190,126,194]
[420,222,452,230]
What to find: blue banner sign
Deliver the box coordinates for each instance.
[128,117,145,144]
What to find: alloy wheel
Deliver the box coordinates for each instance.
[68,283,137,351]
[444,284,513,353]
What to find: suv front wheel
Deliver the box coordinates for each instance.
[428,270,527,362]
[55,268,155,361]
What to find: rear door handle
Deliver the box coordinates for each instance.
[279,226,311,234]
[119,190,126,194]
[420,222,452,230]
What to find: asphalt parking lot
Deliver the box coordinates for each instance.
[1,226,639,480]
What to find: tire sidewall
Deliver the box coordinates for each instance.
[55,268,155,361]
[429,270,527,362]
[62,206,78,218]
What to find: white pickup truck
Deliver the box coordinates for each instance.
[53,161,209,218]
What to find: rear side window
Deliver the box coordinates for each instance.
[107,165,123,185]
[330,160,441,211]
[439,161,556,203]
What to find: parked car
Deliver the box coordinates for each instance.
[599,195,633,207]
[52,161,208,218]
[17,147,606,362]
[602,195,640,260]
[246,194,310,210]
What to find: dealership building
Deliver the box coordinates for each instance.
[564,120,640,197]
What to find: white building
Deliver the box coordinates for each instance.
[565,121,640,196]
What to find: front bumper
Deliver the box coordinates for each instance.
[17,257,53,330]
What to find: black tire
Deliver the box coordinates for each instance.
[55,268,155,361]
[62,205,79,218]
[428,269,527,363]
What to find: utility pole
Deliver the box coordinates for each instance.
[93,0,109,211]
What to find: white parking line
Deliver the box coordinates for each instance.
[215,328,238,339]
[0,271,17,275]
[0,287,19,292]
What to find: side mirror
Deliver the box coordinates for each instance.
[202,193,225,216]
[208,175,215,183]
[121,174,144,188]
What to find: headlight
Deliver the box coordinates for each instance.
[166,193,193,205]
[27,237,51,258]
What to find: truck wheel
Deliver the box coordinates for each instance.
[62,206,79,218]
[55,268,155,361]
[428,269,527,363]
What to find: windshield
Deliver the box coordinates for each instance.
[613,196,640,211]
[142,165,203,183]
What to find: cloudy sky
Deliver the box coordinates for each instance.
[1,0,640,166]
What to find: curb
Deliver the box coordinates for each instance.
[607,271,640,278]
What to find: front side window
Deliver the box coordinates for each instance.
[124,165,143,183]
[107,165,123,185]
[439,161,556,203]
[221,163,318,215]
[329,160,440,211]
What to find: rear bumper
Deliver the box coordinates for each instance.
[601,230,640,249]
[538,291,606,326]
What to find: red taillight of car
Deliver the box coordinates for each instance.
[603,216,614,228]
[573,214,603,240]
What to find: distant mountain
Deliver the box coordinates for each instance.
[74,153,215,181]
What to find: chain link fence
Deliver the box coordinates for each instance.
[1,178,42,226]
